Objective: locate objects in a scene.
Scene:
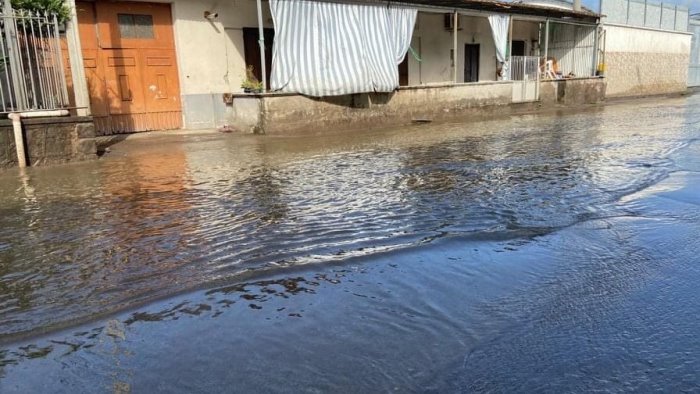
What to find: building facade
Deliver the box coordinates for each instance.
[68,0,603,134]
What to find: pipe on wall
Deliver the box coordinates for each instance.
[8,110,70,168]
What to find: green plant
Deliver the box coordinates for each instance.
[11,0,70,23]
[240,65,263,92]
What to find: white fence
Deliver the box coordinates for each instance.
[510,56,539,103]
[0,8,69,113]
[601,0,689,31]
[546,22,597,78]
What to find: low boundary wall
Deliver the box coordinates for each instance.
[228,78,607,134]
[0,116,97,168]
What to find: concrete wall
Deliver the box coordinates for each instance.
[540,78,607,105]
[0,117,97,168]
[229,77,606,135]
[604,24,691,97]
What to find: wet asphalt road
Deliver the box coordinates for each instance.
[0,96,699,392]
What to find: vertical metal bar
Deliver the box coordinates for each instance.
[46,12,60,108]
[592,25,599,76]
[626,0,630,24]
[37,11,55,109]
[29,11,46,108]
[0,15,13,111]
[5,3,27,110]
[453,11,458,83]
[2,4,18,109]
[674,5,678,30]
[643,0,648,26]
[13,9,30,109]
[508,16,513,80]
[660,2,663,28]
[20,10,38,108]
[53,13,68,106]
[543,19,549,81]
[256,0,267,91]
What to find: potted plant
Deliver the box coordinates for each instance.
[241,65,263,93]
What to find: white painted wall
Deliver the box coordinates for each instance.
[605,24,691,53]
[170,0,271,95]
[408,14,541,84]
[409,14,498,84]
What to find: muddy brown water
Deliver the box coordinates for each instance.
[0,96,699,392]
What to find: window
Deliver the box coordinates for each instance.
[118,14,154,39]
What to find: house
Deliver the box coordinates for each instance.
[62,0,605,135]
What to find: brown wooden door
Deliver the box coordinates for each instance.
[77,1,181,134]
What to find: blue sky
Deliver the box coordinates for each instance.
[582,0,700,12]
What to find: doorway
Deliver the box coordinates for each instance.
[76,1,182,134]
[512,40,526,57]
[464,44,480,83]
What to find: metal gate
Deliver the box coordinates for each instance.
[510,56,539,103]
[0,7,69,113]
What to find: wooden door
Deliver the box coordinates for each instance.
[76,1,181,134]
[243,28,274,90]
[464,44,479,83]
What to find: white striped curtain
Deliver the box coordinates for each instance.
[269,0,417,97]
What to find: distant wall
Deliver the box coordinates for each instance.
[0,117,97,168]
[601,0,688,32]
[689,19,700,87]
[604,24,691,97]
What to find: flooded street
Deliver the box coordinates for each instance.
[1,96,700,392]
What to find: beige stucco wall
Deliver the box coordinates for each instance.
[259,82,514,134]
[229,77,606,134]
[604,24,691,97]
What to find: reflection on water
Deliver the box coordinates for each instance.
[0,96,698,340]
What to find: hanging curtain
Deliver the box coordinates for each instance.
[488,14,511,80]
[269,0,417,96]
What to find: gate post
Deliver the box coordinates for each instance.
[65,0,90,116]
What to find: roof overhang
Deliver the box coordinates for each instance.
[359,0,601,22]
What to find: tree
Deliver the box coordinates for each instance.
[11,0,69,22]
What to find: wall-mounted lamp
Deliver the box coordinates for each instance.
[204,11,219,20]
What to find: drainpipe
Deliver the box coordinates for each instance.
[9,110,69,168]
[256,0,267,91]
